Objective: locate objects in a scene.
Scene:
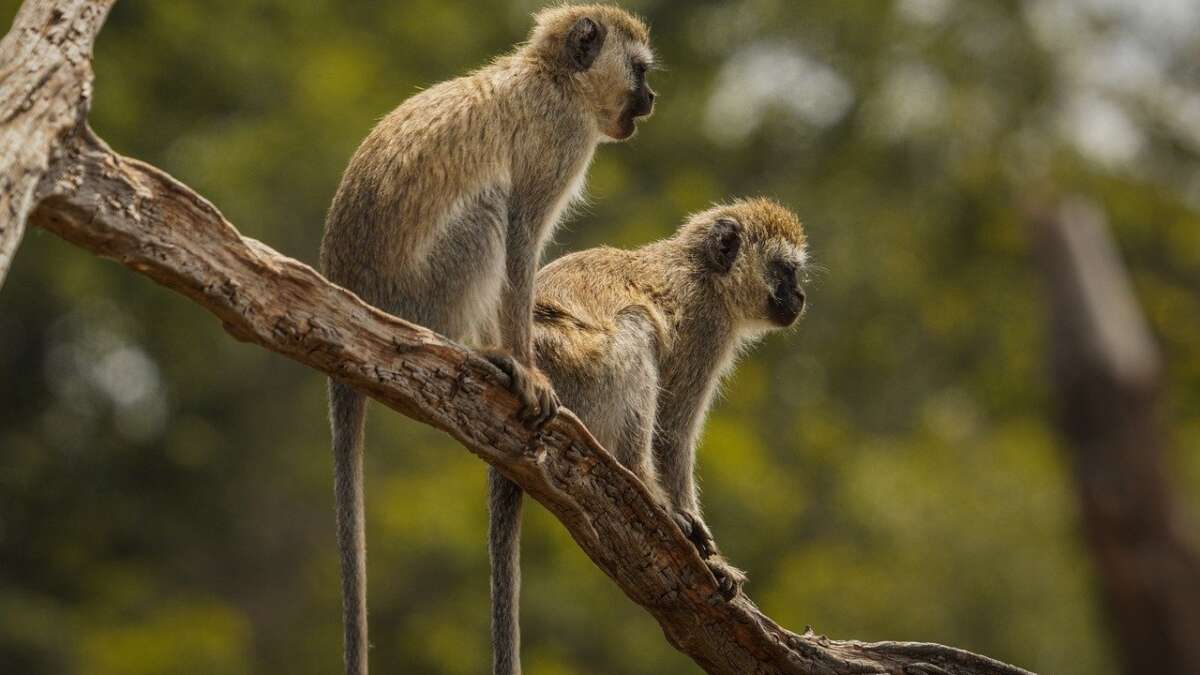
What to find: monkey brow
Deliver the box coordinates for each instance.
[630,44,658,69]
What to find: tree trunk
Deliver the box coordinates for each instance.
[1035,198,1200,675]
[0,0,112,288]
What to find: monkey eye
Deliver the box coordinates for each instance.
[632,61,648,79]
[776,260,798,282]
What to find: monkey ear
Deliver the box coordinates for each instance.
[563,17,607,71]
[705,218,743,274]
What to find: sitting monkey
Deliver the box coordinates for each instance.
[489,197,809,674]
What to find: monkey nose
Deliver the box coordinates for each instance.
[633,88,656,118]
[796,289,806,313]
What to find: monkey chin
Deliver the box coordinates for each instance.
[764,302,804,328]
[767,307,803,328]
[600,112,639,142]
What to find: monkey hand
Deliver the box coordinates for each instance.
[672,510,718,559]
[482,351,561,429]
[706,555,747,600]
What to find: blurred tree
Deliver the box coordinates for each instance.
[1037,198,1200,675]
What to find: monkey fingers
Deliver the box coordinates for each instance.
[705,556,747,601]
[482,351,560,429]
[672,511,718,559]
[531,378,560,429]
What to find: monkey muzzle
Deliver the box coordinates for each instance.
[768,286,806,326]
[630,85,656,119]
[610,85,655,140]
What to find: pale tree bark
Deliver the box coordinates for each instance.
[1035,199,1200,675]
[0,2,1035,673]
[0,0,108,289]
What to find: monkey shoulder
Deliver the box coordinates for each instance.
[367,72,512,171]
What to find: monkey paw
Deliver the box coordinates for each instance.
[706,556,747,600]
[483,351,561,429]
[672,510,717,559]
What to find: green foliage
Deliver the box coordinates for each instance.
[2,1,1199,674]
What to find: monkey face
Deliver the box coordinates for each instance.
[766,258,807,327]
[610,57,656,140]
[689,200,809,331]
[681,195,811,329]
[534,6,655,140]
[591,44,656,141]
[734,249,808,329]
[754,234,809,328]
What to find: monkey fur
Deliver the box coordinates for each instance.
[318,5,657,674]
[489,198,810,674]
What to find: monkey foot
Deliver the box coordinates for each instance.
[706,556,747,600]
[672,510,717,559]
[482,351,561,429]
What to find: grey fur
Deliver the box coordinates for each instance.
[488,468,524,675]
[319,6,655,674]
[489,198,810,674]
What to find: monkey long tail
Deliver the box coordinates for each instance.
[489,467,525,675]
[330,379,369,675]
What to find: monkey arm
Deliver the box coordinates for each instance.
[488,211,561,426]
[653,431,701,515]
[498,224,539,365]
[653,431,711,550]
[651,381,731,564]
[502,148,595,367]
[653,383,716,519]
[651,427,748,598]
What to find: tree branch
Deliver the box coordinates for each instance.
[1,1,1034,673]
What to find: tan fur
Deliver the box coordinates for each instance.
[490,198,810,673]
[318,6,656,675]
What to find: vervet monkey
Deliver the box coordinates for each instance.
[490,198,809,674]
[318,5,656,674]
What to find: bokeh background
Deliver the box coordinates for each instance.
[2,1,1199,673]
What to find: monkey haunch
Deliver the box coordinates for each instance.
[318,5,656,675]
[490,198,809,674]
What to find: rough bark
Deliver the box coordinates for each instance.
[1035,199,1200,675]
[0,0,113,289]
[0,1,1035,673]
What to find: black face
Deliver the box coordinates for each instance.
[615,60,656,138]
[630,61,656,117]
[767,259,806,326]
